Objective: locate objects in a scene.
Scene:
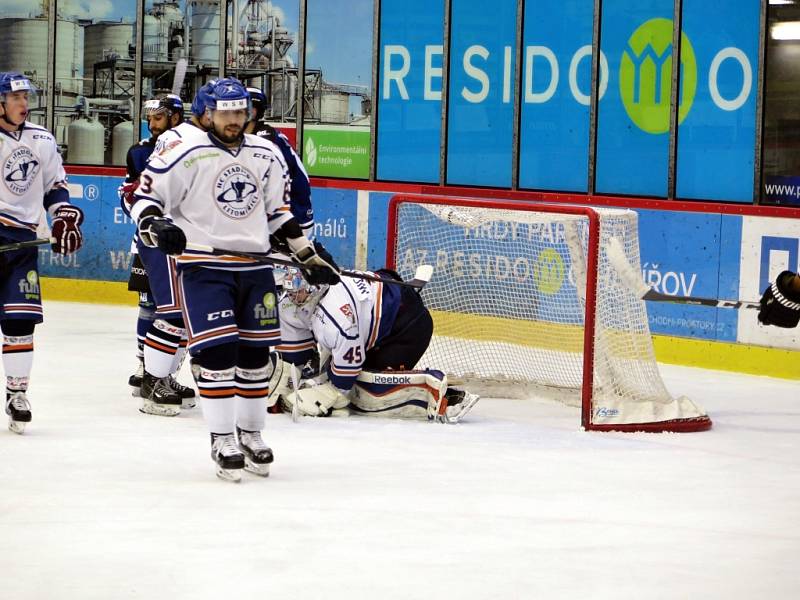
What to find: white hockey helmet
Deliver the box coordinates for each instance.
[282,267,327,306]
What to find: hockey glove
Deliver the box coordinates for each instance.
[117,179,139,215]
[139,215,187,256]
[758,271,800,329]
[50,205,84,255]
[287,238,341,285]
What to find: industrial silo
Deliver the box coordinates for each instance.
[0,17,84,98]
[111,121,134,166]
[143,13,168,62]
[67,117,105,165]
[83,22,132,92]
[319,88,350,124]
[190,0,220,66]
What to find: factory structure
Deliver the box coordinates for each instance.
[0,0,369,164]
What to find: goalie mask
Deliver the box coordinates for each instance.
[282,268,327,306]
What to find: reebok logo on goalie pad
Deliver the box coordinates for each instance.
[373,375,412,385]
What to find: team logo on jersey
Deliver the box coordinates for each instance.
[254,292,277,325]
[339,303,355,325]
[4,147,40,195]
[214,164,260,219]
[18,270,40,299]
[158,139,182,156]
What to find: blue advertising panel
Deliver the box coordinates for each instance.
[305,187,358,267]
[518,0,593,192]
[376,0,444,183]
[636,209,740,341]
[676,1,759,202]
[595,0,674,197]
[446,0,516,187]
[40,174,132,283]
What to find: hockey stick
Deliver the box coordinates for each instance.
[184,242,434,290]
[606,237,761,310]
[171,58,188,96]
[0,238,55,253]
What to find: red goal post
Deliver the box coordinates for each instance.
[386,194,712,433]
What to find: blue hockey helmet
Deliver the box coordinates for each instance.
[207,78,251,112]
[0,72,37,99]
[190,79,218,117]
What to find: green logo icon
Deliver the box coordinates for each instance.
[26,271,38,286]
[620,18,697,134]
[533,248,564,295]
[304,138,317,167]
[263,292,276,310]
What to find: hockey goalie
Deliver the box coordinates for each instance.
[268,267,479,423]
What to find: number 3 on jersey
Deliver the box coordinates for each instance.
[343,346,363,364]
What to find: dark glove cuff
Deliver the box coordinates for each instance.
[773,271,800,308]
[138,206,164,224]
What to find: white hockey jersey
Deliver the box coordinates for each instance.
[278,274,402,391]
[0,123,69,237]
[131,130,293,269]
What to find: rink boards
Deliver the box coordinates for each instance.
[41,172,800,377]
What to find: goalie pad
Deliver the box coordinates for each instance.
[351,370,449,421]
[265,354,291,408]
[283,381,350,417]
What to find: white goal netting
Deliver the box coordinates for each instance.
[389,196,710,432]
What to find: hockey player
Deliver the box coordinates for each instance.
[274,268,479,423]
[0,72,84,433]
[130,78,340,481]
[245,87,313,238]
[759,271,800,329]
[119,94,196,415]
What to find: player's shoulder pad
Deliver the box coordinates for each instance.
[317,285,359,334]
[23,123,55,142]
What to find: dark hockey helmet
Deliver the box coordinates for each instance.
[246,86,268,120]
[145,94,184,118]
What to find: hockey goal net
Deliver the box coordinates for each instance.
[387,194,711,432]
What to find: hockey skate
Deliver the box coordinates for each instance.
[211,433,246,482]
[167,375,196,408]
[139,371,182,417]
[5,391,31,434]
[237,426,274,477]
[129,360,144,397]
[439,388,481,424]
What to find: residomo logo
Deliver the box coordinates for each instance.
[305,137,317,167]
[533,248,564,294]
[620,18,697,134]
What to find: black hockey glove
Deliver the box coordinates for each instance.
[139,214,187,256]
[288,238,341,285]
[758,270,800,329]
[50,205,84,255]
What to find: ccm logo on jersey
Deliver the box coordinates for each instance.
[207,309,234,321]
[373,375,412,385]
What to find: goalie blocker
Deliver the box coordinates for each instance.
[273,367,479,424]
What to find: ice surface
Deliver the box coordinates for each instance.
[0,301,798,599]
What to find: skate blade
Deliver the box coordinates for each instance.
[244,457,271,477]
[8,419,26,434]
[216,465,243,482]
[439,392,481,424]
[139,401,181,417]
